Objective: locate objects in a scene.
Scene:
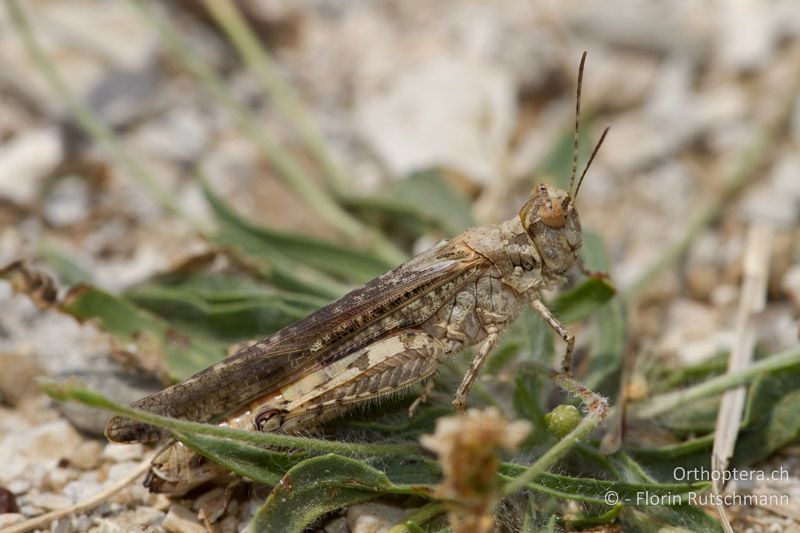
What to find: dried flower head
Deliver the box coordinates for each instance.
[420,407,531,533]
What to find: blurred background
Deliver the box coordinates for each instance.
[1,1,800,531]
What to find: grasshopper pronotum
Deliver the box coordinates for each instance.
[106,52,611,494]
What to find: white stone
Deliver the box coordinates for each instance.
[347,502,406,533]
[782,265,800,311]
[324,516,349,533]
[102,443,144,463]
[130,107,211,164]
[0,514,24,528]
[715,0,777,72]
[162,504,205,533]
[42,177,91,227]
[6,478,31,495]
[355,55,515,183]
[28,419,84,461]
[0,128,62,205]
[26,492,72,511]
[742,154,800,227]
[660,299,726,365]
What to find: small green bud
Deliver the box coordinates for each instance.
[545,404,581,438]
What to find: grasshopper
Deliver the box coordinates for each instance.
[105,52,611,494]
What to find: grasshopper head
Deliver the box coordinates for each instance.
[519,183,582,275]
[516,53,609,277]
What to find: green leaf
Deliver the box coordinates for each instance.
[62,285,226,380]
[389,169,475,237]
[343,168,475,240]
[499,464,708,506]
[38,245,93,285]
[177,432,306,486]
[585,296,626,392]
[252,455,423,533]
[513,372,548,441]
[125,281,317,342]
[732,363,800,465]
[40,381,424,457]
[624,505,723,533]
[549,277,616,324]
[580,230,610,272]
[568,504,621,529]
[201,178,394,284]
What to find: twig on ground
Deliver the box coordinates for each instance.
[711,221,773,532]
[2,456,153,533]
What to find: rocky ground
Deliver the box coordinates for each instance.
[1,1,800,532]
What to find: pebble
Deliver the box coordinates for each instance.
[102,443,145,463]
[660,299,726,365]
[28,419,84,462]
[0,513,24,528]
[56,368,162,437]
[715,0,776,72]
[72,514,92,531]
[567,1,712,59]
[742,154,800,227]
[194,486,229,525]
[41,177,91,228]
[68,440,104,470]
[26,491,72,511]
[43,467,77,493]
[347,502,406,533]
[130,106,211,165]
[325,516,349,533]
[51,517,71,533]
[0,353,43,407]
[216,514,238,533]
[355,55,515,183]
[0,127,62,205]
[6,479,30,495]
[782,265,800,311]
[162,504,205,533]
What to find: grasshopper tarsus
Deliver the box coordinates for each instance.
[579,259,611,282]
[408,378,436,418]
[551,370,610,421]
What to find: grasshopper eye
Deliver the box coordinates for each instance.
[540,198,565,228]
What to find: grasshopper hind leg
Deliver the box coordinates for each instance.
[258,331,448,433]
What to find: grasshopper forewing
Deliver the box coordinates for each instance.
[105,52,611,494]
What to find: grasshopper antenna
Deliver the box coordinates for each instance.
[574,126,610,200]
[567,51,587,197]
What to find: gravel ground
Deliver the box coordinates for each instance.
[1,1,800,531]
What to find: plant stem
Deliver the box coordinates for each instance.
[632,344,800,419]
[202,0,351,193]
[6,0,203,232]
[42,380,422,457]
[622,57,800,301]
[130,0,405,265]
[501,411,603,496]
[387,503,446,533]
[623,135,767,301]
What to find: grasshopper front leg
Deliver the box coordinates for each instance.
[531,298,575,374]
[530,296,609,420]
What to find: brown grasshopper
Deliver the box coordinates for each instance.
[105,52,610,494]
